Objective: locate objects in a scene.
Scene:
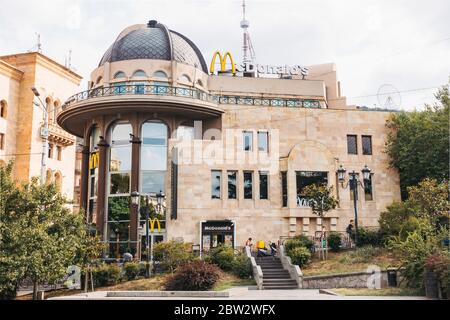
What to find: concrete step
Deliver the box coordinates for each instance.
[263,279,297,284]
[263,284,299,290]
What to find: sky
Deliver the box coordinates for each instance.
[0,0,449,110]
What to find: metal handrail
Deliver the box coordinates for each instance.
[61,82,322,110]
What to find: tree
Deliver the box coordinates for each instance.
[385,85,449,199]
[153,241,194,274]
[302,184,339,218]
[0,163,103,299]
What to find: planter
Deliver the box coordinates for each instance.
[424,271,440,299]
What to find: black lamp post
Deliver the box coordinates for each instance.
[337,165,371,247]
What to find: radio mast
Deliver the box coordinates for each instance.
[240,0,256,72]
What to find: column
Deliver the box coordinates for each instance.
[129,135,142,254]
[96,138,109,240]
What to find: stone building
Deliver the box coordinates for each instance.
[0,52,82,202]
[57,20,400,259]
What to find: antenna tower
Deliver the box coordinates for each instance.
[240,0,256,67]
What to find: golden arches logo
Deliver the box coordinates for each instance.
[210,51,236,75]
[89,151,99,170]
[149,218,161,233]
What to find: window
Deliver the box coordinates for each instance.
[141,121,168,194]
[258,132,268,152]
[227,171,237,199]
[133,82,145,94]
[0,133,4,150]
[296,171,328,207]
[211,170,222,199]
[56,146,62,161]
[153,71,168,79]
[132,70,147,77]
[362,135,372,155]
[0,101,7,119]
[349,173,359,201]
[244,171,253,199]
[109,123,132,195]
[281,171,288,207]
[114,71,126,79]
[259,172,269,200]
[347,135,358,155]
[179,75,191,83]
[48,144,53,158]
[364,174,373,201]
[243,131,253,151]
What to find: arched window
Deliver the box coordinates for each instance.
[153,71,168,79]
[196,79,204,88]
[46,169,53,184]
[132,70,147,78]
[54,171,62,191]
[0,100,7,119]
[179,74,191,83]
[176,121,195,141]
[114,71,126,79]
[141,121,168,195]
[107,122,132,258]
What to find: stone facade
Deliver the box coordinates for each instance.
[0,52,82,202]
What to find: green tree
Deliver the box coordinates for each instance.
[302,184,339,218]
[385,85,449,198]
[153,241,194,274]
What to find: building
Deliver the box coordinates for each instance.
[57,20,401,259]
[0,52,82,202]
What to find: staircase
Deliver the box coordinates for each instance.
[256,256,299,290]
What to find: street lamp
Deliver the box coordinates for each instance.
[31,87,48,185]
[130,190,140,207]
[337,165,371,247]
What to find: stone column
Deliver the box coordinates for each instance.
[96,138,109,240]
[80,146,90,215]
[129,135,142,254]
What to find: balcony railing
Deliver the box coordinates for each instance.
[62,82,323,111]
[45,123,76,146]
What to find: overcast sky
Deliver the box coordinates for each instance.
[0,0,449,110]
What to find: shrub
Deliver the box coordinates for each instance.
[425,251,450,296]
[93,264,122,287]
[231,253,252,279]
[339,245,382,264]
[123,262,141,281]
[207,245,235,271]
[379,201,419,239]
[153,241,194,274]
[165,260,220,291]
[285,235,314,255]
[354,227,384,247]
[288,247,311,267]
[327,232,342,252]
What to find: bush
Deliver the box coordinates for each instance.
[93,264,122,287]
[327,232,342,252]
[207,245,235,271]
[231,253,252,279]
[425,251,450,296]
[339,245,382,264]
[379,201,419,239]
[288,247,311,267]
[354,227,384,247]
[153,241,194,274]
[165,260,220,291]
[123,262,141,281]
[285,235,314,256]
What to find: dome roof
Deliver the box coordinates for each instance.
[99,20,208,73]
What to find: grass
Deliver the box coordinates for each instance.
[213,271,256,291]
[302,246,400,277]
[331,287,423,297]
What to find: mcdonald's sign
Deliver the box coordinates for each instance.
[89,151,99,170]
[210,51,236,75]
[149,218,161,233]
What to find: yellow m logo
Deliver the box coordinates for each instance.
[210,51,236,75]
[89,151,99,170]
[149,218,161,233]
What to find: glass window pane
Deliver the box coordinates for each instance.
[362,135,372,155]
[111,123,132,144]
[347,135,358,155]
[110,173,130,194]
[141,146,167,171]
[141,171,166,194]
[107,196,130,222]
[133,70,147,77]
[110,145,132,171]
[243,131,253,151]
[259,172,268,199]
[244,172,253,199]
[142,122,167,145]
[258,132,268,152]
[228,171,237,199]
[211,171,221,199]
[364,174,373,201]
[296,171,328,207]
[281,172,288,207]
[90,126,100,152]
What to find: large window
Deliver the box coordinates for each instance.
[362,135,372,155]
[349,173,359,201]
[141,121,168,194]
[259,172,269,200]
[281,171,288,207]
[347,135,358,155]
[243,131,253,151]
[364,174,374,201]
[258,132,268,152]
[296,171,328,207]
[211,170,222,199]
[244,171,253,199]
[228,171,237,199]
